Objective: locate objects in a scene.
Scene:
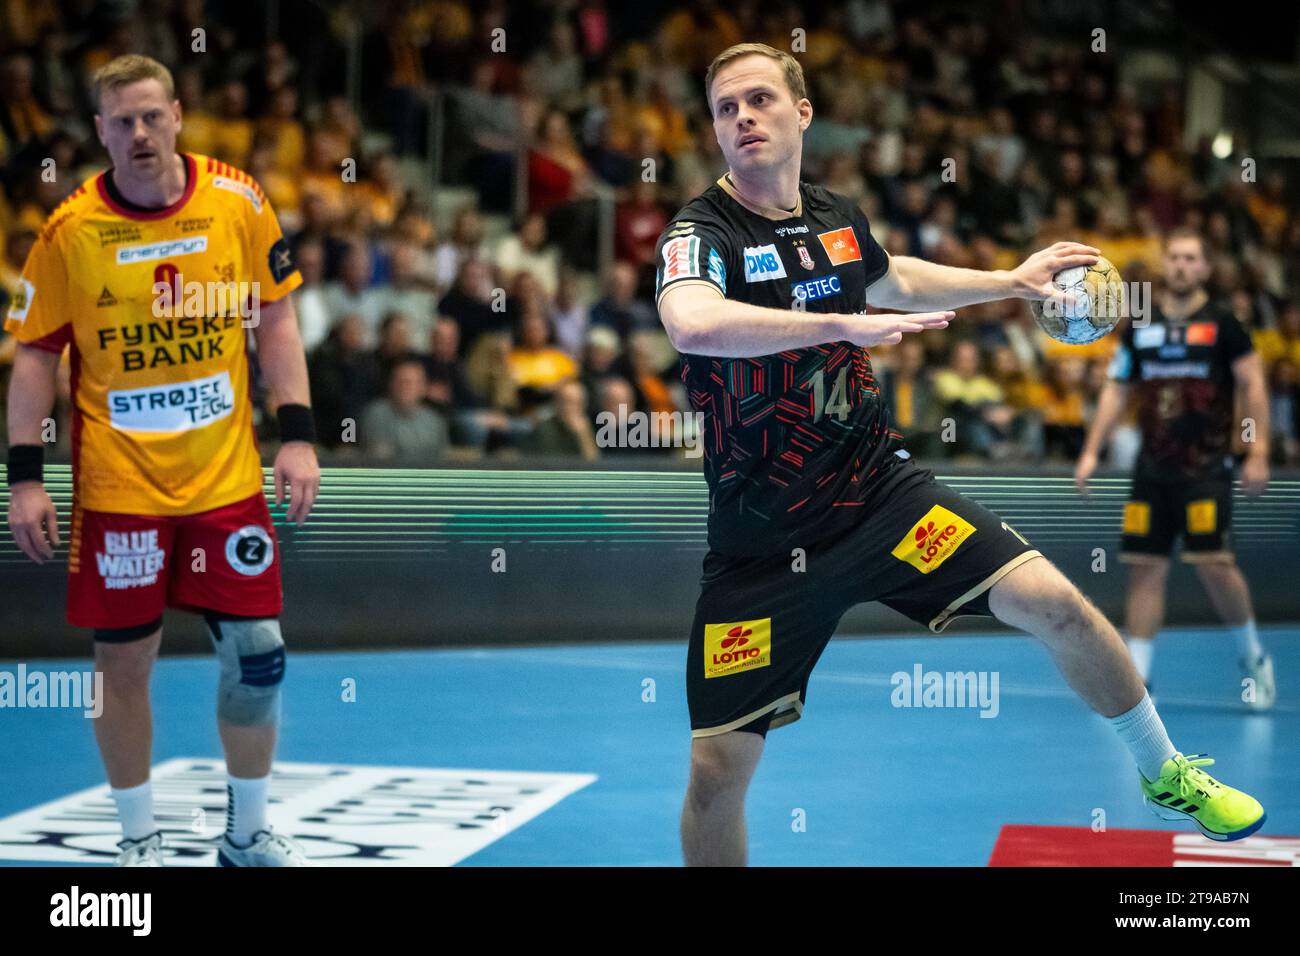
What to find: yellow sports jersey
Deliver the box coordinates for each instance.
[4,153,303,515]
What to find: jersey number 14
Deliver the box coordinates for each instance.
[812,366,852,422]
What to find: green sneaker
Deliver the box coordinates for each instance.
[1140,753,1266,842]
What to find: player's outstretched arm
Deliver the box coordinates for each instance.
[660,283,952,358]
[252,295,321,526]
[6,343,62,563]
[868,242,1100,312]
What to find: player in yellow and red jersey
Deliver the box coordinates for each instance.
[5,55,320,867]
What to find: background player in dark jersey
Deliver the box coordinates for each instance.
[657,43,1265,865]
[1077,230,1275,709]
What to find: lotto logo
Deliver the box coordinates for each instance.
[1186,499,1217,534]
[703,619,772,679]
[743,244,787,282]
[892,505,974,574]
[816,227,862,266]
[1122,502,1150,536]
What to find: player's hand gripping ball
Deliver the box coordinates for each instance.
[1030,256,1125,345]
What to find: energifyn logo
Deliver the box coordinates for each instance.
[115,236,208,264]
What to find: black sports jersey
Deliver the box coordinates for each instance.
[1108,300,1253,481]
[654,174,899,557]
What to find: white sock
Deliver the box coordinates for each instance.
[1109,693,1178,782]
[1124,635,1155,683]
[110,780,156,841]
[226,773,270,846]
[1227,620,1265,663]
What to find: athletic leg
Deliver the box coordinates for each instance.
[989,556,1148,719]
[682,729,766,866]
[172,495,301,864]
[1192,559,1254,629]
[93,622,162,797]
[1192,558,1274,708]
[1123,558,1169,683]
[205,611,283,777]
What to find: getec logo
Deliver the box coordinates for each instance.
[703,618,771,679]
[891,505,974,574]
[116,236,209,265]
[743,244,787,283]
[791,274,841,302]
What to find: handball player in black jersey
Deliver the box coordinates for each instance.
[659,43,1265,865]
[1076,230,1275,709]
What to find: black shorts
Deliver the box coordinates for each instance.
[1119,473,1234,564]
[686,461,1042,737]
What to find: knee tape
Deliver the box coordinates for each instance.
[205,614,285,726]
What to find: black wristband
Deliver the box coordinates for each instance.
[6,444,44,486]
[276,403,316,444]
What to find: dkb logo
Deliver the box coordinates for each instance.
[743,244,787,283]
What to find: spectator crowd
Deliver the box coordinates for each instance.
[2,0,1298,467]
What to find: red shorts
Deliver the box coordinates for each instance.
[67,493,283,629]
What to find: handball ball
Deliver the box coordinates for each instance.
[1030,257,1125,345]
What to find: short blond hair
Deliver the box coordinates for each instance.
[705,43,806,114]
[1164,227,1207,258]
[91,54,175,111]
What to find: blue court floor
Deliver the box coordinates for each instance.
[1,625,1295,865]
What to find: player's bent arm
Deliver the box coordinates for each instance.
[866,256,1016,312]
[659,283,844,356]
[869,242,1102,313]
[1079,379,1130,459]
[1232,352,1270,460]
[658,283,952,358]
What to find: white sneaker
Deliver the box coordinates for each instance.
[217,829,312,867]
[116,831,164,866]
[1242,655,1276,711]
